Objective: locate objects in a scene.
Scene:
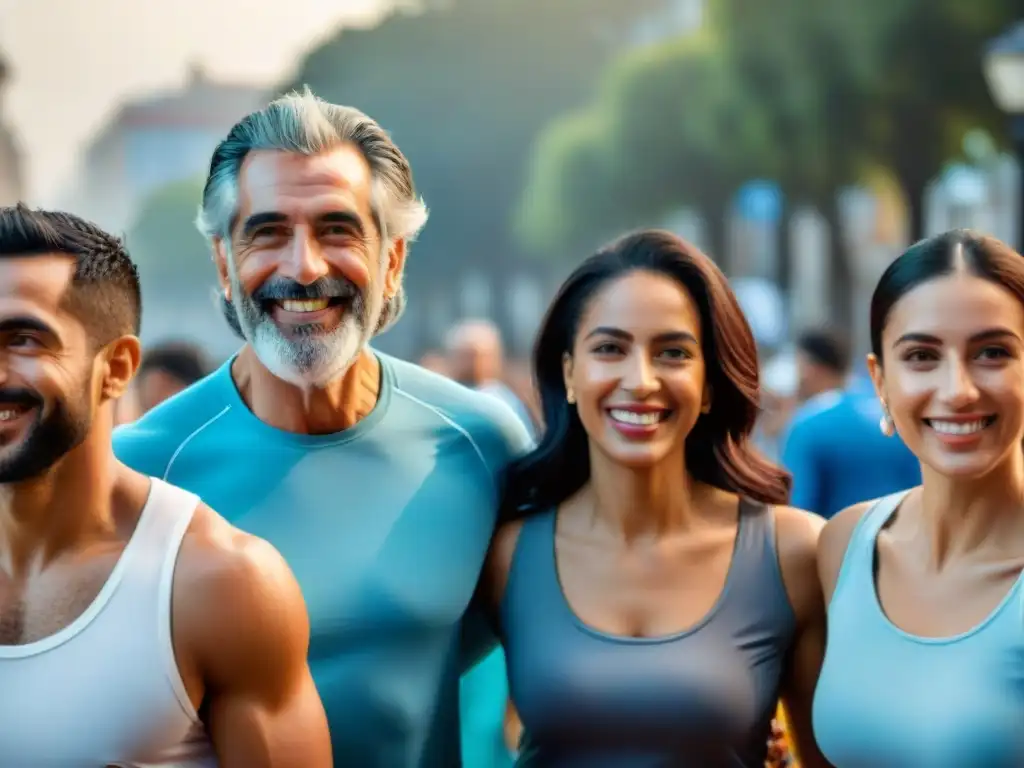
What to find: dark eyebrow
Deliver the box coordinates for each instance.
[970,328,1022,344]
[894,328,1022,346]
[319,211,366,236]
[239,210,368,239]
[240,212,288,237]
[0,316,59,339]
[584,326,698,344]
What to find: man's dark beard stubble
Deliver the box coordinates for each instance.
[0,391,92,484]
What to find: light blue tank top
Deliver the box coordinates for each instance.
[813,491,1024,767]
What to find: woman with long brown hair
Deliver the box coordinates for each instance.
[481,230,828,766]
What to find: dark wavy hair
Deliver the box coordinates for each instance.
[503,230,791,518]
[871,230,1024,362]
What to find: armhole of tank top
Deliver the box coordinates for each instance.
[828,494,901,609]
[498,510,551,628]
[758,502,800,631]
[154,483,204,726]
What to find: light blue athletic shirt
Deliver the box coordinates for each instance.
[113,351,532,767]
[813,490,1024,767]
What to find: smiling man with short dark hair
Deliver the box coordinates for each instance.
[0,204,330,767]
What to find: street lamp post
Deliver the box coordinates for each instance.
[984,21,1024,250]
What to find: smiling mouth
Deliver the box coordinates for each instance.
[607,408,672,426]
[268,297,352,314]
[923,415,997,435]
[0,403,34,423]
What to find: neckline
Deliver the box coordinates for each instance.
[866,491,1024,645]
[547,500,747,645]
[0,479,162,658]
[213,346,394,448]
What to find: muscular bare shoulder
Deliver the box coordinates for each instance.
[773,505,826,626]
[817,500,875,606]
[174,505,310,693]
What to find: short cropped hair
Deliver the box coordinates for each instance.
[0,204,142,343]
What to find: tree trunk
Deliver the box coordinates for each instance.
[704,200,730,274]
[903,176,928,242]
[776,199,790,291]
[822,195,852,330]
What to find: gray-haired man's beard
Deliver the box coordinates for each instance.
[227,272,373,386]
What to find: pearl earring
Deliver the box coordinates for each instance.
[879,407,895,437]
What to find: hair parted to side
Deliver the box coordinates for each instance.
[503,229,791,519]
[198,87,428,336]
[0,204,142,343]
[870,230,1024,362]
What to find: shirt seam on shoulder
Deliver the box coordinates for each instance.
[393,388,495,494]
[162,405,233,481]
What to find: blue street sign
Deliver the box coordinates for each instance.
[734,180,784,224]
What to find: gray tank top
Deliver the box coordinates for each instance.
[500,501,795,768]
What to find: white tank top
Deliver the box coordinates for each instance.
[0,478,217,767]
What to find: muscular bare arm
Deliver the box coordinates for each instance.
[178,508,332,767]
[774,505,831,768]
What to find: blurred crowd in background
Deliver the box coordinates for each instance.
[3,1,1023,765]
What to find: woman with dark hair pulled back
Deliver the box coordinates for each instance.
[814,230,1024,766]
[479,230,829,766]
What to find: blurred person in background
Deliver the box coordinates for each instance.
[482,231,826,767]
[0,205,330,766]
[417,348,449,375]
[444,319,532,768]
[135,340,211,412]
[783,326,920,518]
[112,90,531,766]
[814,231,1024,766]
[756,350,799,462]
[446,318,537,435]
[503,357,541,427]
[794,329,850,402]
[113,341,211,426]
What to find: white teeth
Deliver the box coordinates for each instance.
[279,299,330,313]
[0,409,21,422]
[929,419,989,435]
[609,409,662,426]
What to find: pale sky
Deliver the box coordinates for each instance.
[0,0,396,204]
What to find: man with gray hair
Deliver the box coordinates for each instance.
[114,88,532,766]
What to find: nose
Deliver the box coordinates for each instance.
[279,228,331,285]
[621,352,659,397]
[939,355,980,409]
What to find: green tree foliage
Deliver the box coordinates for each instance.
[710,0,877,308]
[712,0,870,204]
[516,109,616,257]
[850,0,1019,238]
[281,0,666,284]
[517,29,780,263]
[127,177,209,287]
[520,0,1020,268]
